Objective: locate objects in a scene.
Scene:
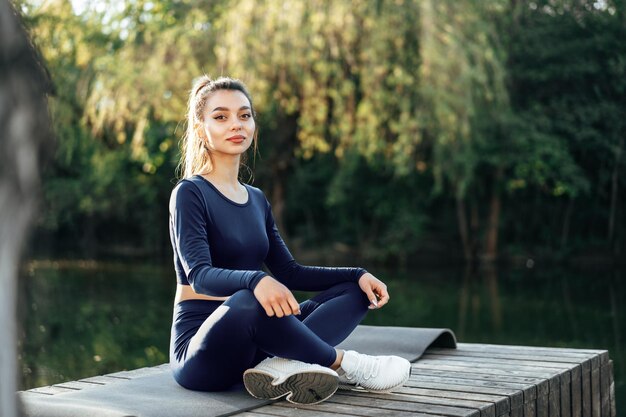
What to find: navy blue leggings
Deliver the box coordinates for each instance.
[169,281,370,391]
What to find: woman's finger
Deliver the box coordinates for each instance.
[362,285,378,309]
[261,300,275,317]
[271,301,285,318]
[279,299,294,316]
[376,286,390,307]
[287,295,301,315]
[378,295,389,308]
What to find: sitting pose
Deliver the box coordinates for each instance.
[168,76,410,405]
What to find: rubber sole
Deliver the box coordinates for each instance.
[243,369,338,405]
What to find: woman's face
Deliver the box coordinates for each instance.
[202,89,255,156]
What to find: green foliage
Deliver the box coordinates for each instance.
[216,0,424,169]
[501,0,626,250]
[18,0,626,261]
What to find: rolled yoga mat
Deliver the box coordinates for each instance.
[19,325,456,417]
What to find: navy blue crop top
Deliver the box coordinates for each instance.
[168,175,367,297]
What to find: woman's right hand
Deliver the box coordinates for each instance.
[253,276,301,318]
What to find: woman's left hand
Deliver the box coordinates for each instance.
[358,273,389,309]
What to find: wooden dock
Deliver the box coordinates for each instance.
[20,343,616,417]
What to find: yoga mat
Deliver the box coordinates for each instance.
[19,325,456,417]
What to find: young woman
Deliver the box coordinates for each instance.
[168,76,410,405]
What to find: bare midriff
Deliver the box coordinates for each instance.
[175,283,229,303]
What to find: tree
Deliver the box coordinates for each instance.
[214,0,424,235]
[16,0,625,262]
[22,0,223,256]
[417,0,514,261]
[504,0,624,256]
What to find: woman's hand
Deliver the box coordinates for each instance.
[358,273,389,309]
[253,276,301,317]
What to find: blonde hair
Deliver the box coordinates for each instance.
[176,75,258,181]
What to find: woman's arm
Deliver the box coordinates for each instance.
[170,181,266,296]
[262,197,368,291]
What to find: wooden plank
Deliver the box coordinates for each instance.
[591,356,601,417]
[77,375,126,385]
[413,357,569,377]
[404,379,523,411]
[600,361,610,417]
[408,372,536,414]
[423,354,580,370]
[413,362,558,381]
[105,366,164,379]
[273,400,447,417]
[608,361,615,417]
[413,366,548,383]
[456,344,607,356]
[420,352,574,417]
[413,367,549,401]
[548,375,560,417]
[511,405,523,417]
[582,359,592,417]
[424,349,596,417]
[410,373,536,400]
[560,371,571,417]
[426,349,593,365]
[523,396,536,417]
[26,385,78,395]
[244,405,358,417]
[596,352,609,366]
[396,386,511,417]
[53,381,98,390]
[329,392,480,417]
[571,365,582,417]
[336,390,496,417]
[537,393,548,417]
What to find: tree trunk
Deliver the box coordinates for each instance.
[0,2,54,416]
[484,167,503,262]
[271,176,286,235]
[455,193,471,261]
[561,197,574,251]
[608,136,623,252]
[469,198,480,261]
[483,264,502,330]
[266,115,297,240]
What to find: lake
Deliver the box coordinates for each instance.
[18,258,624,408]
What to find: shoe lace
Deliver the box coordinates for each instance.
[345,354,380,382]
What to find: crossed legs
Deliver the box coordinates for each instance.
[170,281,370,391]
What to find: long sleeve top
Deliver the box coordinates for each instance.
[168,175,367,296]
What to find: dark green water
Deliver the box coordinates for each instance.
[18,259,624,409]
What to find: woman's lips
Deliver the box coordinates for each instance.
[227,135,245,143]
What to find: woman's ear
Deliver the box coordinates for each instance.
[195,123,205,139]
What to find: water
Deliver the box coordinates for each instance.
[18,258,624,409]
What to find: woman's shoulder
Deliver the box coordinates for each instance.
[243,183,267,205]
[169,177,205,204]
[171,176,201,192]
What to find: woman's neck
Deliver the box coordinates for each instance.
[203,154,241,187]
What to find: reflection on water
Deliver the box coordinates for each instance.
[18,259,624,407]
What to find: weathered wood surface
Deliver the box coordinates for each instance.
[21,345,616,417]
[234,343,616,417]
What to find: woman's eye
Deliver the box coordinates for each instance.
[213,115,226,120]
[241,113,252,119]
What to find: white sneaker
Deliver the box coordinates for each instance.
[243,357,338,405]
[337,350,411,393]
